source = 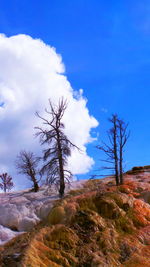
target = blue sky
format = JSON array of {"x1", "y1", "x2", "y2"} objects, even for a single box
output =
[{"x1": 0, "y1": 0, "x2": 150, "y2": 182}]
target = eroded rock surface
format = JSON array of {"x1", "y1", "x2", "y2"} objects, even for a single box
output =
[
  {"x1": 0, "y1": 181, "x2": 86, "y2": 245},
  {"x1": 0, "y1": 187, "x2": 59, "y2": 243},
  {"x1": 1, "y1": 174, "x2": 150, "y2": 266}
]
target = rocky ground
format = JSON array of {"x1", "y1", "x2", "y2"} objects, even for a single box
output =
[
  {"x1": 0, "y1": 180, "x2": 86, "y2": 245},
  {"x1": 1, "y1": 169, "x2": 150, "y2": 266}
]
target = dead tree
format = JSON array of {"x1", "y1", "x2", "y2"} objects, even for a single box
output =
[
  {"x1": 117, "y1": 119, "x2": 130, "y2": 185},
  {"x1": 35, "y1": 98, "x2": 79, "y2": 197},
  {"x1": 97, "y1": 114, "x2": 119, "y2": 185},
  {"x1": 0, "y1": 173, "x2": 14, "y2": 193},
  {"x1": 97, "y1": 114, "x2": 129, "y2": 185},
  {"x1": 16, "y1": 151, "x2": 40, "y2": 192}
]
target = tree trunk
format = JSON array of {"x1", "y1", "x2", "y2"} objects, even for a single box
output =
[
  {"x1": 119, "y1": 146, "x2": 123, "y2": 185},
  {"x1": 57, "y1": 131, "x2": 65, "y2": 197},
  {"x1": 33, "y1": 180, "x2": 39, "y2": 192},
  {"x1": 58, "y1": 155, "x2": 65, "y2": 197},
  {"x1": 4, "y1": 183, "x2": 6, "y2": 193},
  {"x1": 119, "y1": 125, "x2": 123, "y2": 185},
  {"x1": 113, "y1": 118, "x2": 119, "y2": 186},
  {"x1": 115, "y1": 158, "x2": 119, "y2": 186},
  {"x1": 30, "y1": 171, "x2": 39, "y2": 192},
  {"x1": 59, "y1": 170, "x2": 65, "y2": 197}
]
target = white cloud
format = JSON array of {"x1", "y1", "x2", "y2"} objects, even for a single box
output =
[{"x1": 0, "y1": 34, "x2": 98, "y2": 188}]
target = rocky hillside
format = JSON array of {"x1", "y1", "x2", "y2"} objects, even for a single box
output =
[{"x1": 1, "y1": 171, "x2": 150, "y2": 266}]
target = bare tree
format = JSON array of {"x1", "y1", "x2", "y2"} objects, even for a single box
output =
[
  {"x1": 117, "y1": 119, "x2": 130, "y2": 185},
  {"x1": 0, "y1": 173, "x2": 14, "y2": 193},
  {"x1": 16, "y1": 151, "x2": 40, "y2": 192},
  {"x1": 97, "y1": 114, "x2": 119, "y2": 185},
  {"x1": 35, "y1": 98, "x2": 79, "y2": 197},
  {"x1": 97, "y1": 114, "x2": 129, "y2": 185}
]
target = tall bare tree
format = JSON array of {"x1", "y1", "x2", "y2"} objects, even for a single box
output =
[
  {"x1": 97, "y1": 114, "x2": 119, "y2": 185},
  {"x1": 0, "y1": 173, "x2": 14, "y2": 193},
  {"x1": 117, "y1": 119, "x2": 130, "y2": 185},
  {"x1": 97, "y1": 114, "x2": 129, "y2": 185},
  {"x1": 35, "y1": 98, "x2": 79, "y2": 197},
  {"x1": 16, "y1": 151, "x2": 40, "y2": 192}
]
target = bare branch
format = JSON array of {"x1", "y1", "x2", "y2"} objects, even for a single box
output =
[
  {"x1": 0, "y1": 173, "x2": 14, "y2": 193},
  {"x1": 16, "y1": 150, "x2": 40, "y2": 192},
  {"x1": 96, "y1": 114, "x2": 130, "y2": 186},
  {"x1": 35, "y1": 98, "x2": 80, "y2": 197}
]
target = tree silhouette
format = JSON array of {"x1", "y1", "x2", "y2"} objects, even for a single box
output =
[
  {"x1": 117, "y1": 118, "x2": 130, "y2": 184},
  {"x1": 97, "y1": 114, "x2": 130, "y2": 185},
  {"x1": 35, "y1": 98, "x2": 79, "y2": 197},
  {"x1": 16, "y1": 150, "x2": 40, "y2": 192},
  {"x1": 0, "y1": 173, "x2": 14, "y2": 193}
]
